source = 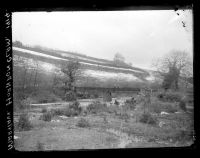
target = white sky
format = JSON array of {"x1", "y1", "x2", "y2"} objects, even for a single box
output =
[{"x1": 12, "y1": 10, "x2": 193, "y2": 70}]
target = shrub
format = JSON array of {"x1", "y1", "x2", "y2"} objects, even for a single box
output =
[
  {"x1": 149, "y1": 103, "x2": 162, "y2": 114},
  {"x1": 14, "y1": 97, "x2": 32, "y2": 111},
  {"x1": 76, "y1": 92, "x2": 91, "y2": 99},
  {"x1": 17, "y1": 113, "x2": 32, "y2": 131},
  {"x1": 51, "y1": 108, "x2": 64, "y2": 116},
  {"x1": 38, "y1": 93, "x2": 61, "y2": 103},
  {"x1": 40, "y1": 111, "x2": 52, "y2": 122},
  {"x1": 76, "y1": 118, "x2": 90, "y2": 128},
  {"x1": 93, "y1": 93, "x2": 99, "y2": 98},
  {"x1": 41, "y1": 107, "x2": 48, "y2": 113},
  {"x1": 139, "y1": 113, "x2": 157, "y2": 125},
  {"x1": 171, "y1": 130, "x2": 193, "y2": 143},
  {"x1": 51, "y1": 102, "x2": 81, "y2": 117},
  {"x1": 179, "y1": 100, "x2": 187, "y2": 112},
  {"x1": 114, "y1": 100, "x2": 120, "y2": 106},
  {"x1": 163, "y1": 104, "x2": 178, "y2": 113},
  {"x1": 63, "y1": 108, "x2": 79, "y2": 117},
  {"x1": 107, "y1": 105, "x2": 120, "y2": 114},
  {"x1": 150, "y1": 102, "x2": 178, "y2": 114},
  {"x1": 119, "y1": 112, "x2": 130, "y2": 122},
  {"x1": 64, "y1": 91, "x2": 77, "y2": 101},
  {"x1": 157, "y1": 91, "x2": 181, "y2": 102},
  {"x1": 124, "y1": 97, "x2": 136, "y2": 110},
  {"x1": 69, "y1": 101, "x2": 81, "y2": 113},
  {"x1": 86, "y1": 101, "x2": 107, "y2": 114},
  {"x1": 36, "y1": 141, "x2": 45, "y2": 151}
]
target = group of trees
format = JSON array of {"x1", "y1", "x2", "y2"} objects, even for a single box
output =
[
  {"x1": 113, "y1": 50, "x2": 193, "y2": 91},
  {"x1": 13, "y1": 55, "x2": 41, "y2": 96},
  {"x1": 14, "y1": 41, "x2": 193, "y2": 102},
  {"x1": 152, "y1": 50, "x2": 193, "y2": 91}
]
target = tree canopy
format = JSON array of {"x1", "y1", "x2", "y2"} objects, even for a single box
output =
[{"x1": 152, "y1": 50, "x2": 193, "y2": 90}]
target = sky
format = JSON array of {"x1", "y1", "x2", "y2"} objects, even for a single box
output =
[{"x1": 12, "y1": 10, "x2": 193, "y2": 70}]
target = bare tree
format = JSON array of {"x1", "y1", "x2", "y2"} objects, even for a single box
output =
[
  {"x1": 152, "y1": 50, "x2": 192, "y2": 90},
  {"x1": 33, "y1": 60, "x2": 39, "y2": 92},
  {"x1": 60, "y1": 60, "x2": 82, "y2": 101}
]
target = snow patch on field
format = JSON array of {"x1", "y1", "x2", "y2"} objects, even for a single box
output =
[
  {"x1": 13, "y1": 46, "x2": 144, "y2": 74},
  {"x1": 60, "y1": 53, "x2": 107, "y2": 64},
  {"x1": 41, "y1": 63, "x2": 56, "y2": 72},
  {"x1": 84, "y1": 70, "x2": 142, "y2": 82},
  {"x1": 145, "y1": 71, "x2": 156, "y2": 81}
]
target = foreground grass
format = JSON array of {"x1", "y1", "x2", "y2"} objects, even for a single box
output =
[{"x1": 14, "y1": 96, "x2": 194, "y2": 150}]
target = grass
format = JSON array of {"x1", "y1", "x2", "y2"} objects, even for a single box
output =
[
  {"x1": 118, "y1": 112, "x2": 130, "y2": 123},
  {"x1": 14, "y1": 92, "x2": 194, "y2": 149},
  {"x1": 29, "y1": 91, "x2": 63, "y2": 104},
  {"x1": 149, "y1": 101, "x2": 178, "y2": 114}
]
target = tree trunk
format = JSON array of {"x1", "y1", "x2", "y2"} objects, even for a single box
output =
[
  {"x1": 175, "y1": 79, "x2": 179, "y2": 90},
  {"x1": 33, "y1": 68, "x2": 38, "y2": 92},
  {"x1": 22, "y1": 68, "x2": 27, "y2": 95}
]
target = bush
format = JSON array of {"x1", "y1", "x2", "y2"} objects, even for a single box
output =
[
  {"x1": 50, "y1": 102, "x2": 81, "y2": 117},
  {"x1": 14, "y1": 97, "x2": 31, "y2": 111},
  {"x1": 86, "y1": 101, "x2": 108, "y2": 114},
  {"x1": 93, "y1": 93, "x2": 99, "y2": 98},
  {"x1": 63, "y1": 108, "x2": 80, "y2": 117},
  {"x1": 149, "y1": 103, "x2": 162, "y2": 114},
  {"x1": 76, "y1": 92, "x2": 91, "y2": 99},
  {"x1": 17, "y1": 113, "x2": 32, "y2": 131},
  {"x1": 150, "y1": 102, "x2": 178, "y2": 114},
  {"x1": 51, "y1": 108, "x2": 64, "y2": 116},
  {"x1": 40, "y1": 111, "x2": 52, "y2": 122},
  {"x1": 76, "y1": 118, "x2": 90, "y2": 128},
  {"x1": 124, "y1": 97, "x2": 136, "y2": 110},
  {"x1": 41, "y1": 107, "x2": 48, "y2": 113},
  {"x1": 64, "y1": 91, "x2": 77, "y2": 101},
  {"x1": 179, "y1": 100, "x2": 187, "y2": 112},
  {"x1": 119, "y1": 112, "x2": 130, "y2": 122},
  {"x1": 139, "y1": 113, "x2": 157, "y2": 125},
  {"x1": 106, "y1": 105, "x2": 120, "y2": 114},
  {"x1": 114, "y1": 100, "x2": 120, "y2": 106},
  {"x1": 171, "y1": 130, "x2": 193, "y2": 143},
  {"x1": 38, "y1": 93, "x2": 61, "y2": 103},
  {"x1": 157, "y1": 91, "x2": 181, "y2": 102},
  {"x1": 69, "y1": 101, "x2": 82, "y2": 113},
  {"x1": 36, "y1": 141, "x2": 45, "y2": 151},
  {"x1": 163, "y1": 104, "x2": 178, "y2": 113}
]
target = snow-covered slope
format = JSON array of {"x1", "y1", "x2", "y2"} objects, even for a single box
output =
[{"x1": 13, "y1": 46, "x2": 159, "y2": 83}]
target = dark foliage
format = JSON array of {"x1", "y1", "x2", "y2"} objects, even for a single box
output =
[
  {"x1": 86, "y1": 101, "x2": 108, "y2": 114},
  {"x1": 76, "y1": 118, "x2": 90, "y2": 128},
  {"x1": 17, "y1": 113, "x2": 32, "y2": 131},
  {"x1": 139, "y1": 113, "x2": 157, "y2": 125},
  {"x1": 40, "y1": 111, "x2": 52, "y2": 122}
]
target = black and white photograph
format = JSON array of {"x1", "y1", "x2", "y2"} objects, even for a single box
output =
[{"x1": 12, "y1": 9, "x2": 194, "y2": 151}]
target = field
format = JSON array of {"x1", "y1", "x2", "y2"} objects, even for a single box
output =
[{"x1": 14, "y1": 93, "x2": 194, "y2": 151}]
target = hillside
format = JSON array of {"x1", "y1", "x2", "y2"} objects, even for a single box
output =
[{"x1": 13, "y1": 44, "x2": 162, "y2": 88}]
